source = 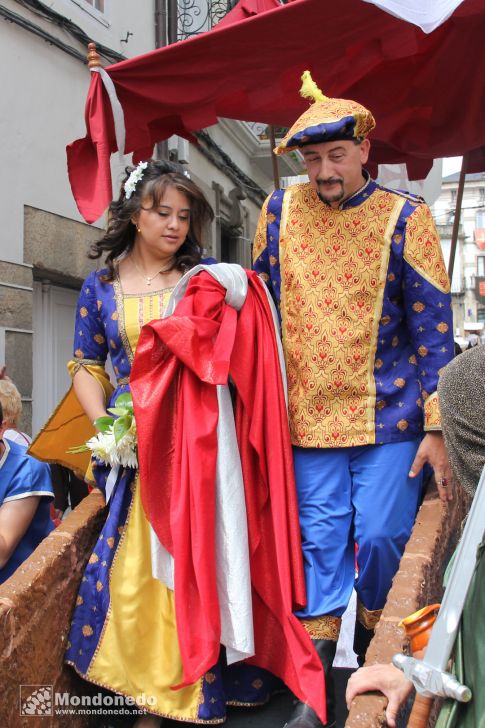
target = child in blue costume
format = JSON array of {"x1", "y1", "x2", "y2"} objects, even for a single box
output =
[{"x1": 0, "y1": 400, "x2": 54, "y2": 583}]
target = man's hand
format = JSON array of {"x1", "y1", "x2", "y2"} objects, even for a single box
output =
[
  {"x1": 408, "y1": 431, "x2": 454, "y2": 502},
  {"x1": 346, "y1": 664, "x2": 413, "y2": 728}
]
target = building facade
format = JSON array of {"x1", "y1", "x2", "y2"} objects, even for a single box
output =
[
  {"x1": 0, "y1": 0, "x2": 300, "y2": 436},
  {"x1": 431, "y1": 171, "x2": 485, "y2": 336}
]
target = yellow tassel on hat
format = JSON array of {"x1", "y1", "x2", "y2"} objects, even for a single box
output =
[{"x1": 300, "y1": 70, "x2": 328, "y2": 104}]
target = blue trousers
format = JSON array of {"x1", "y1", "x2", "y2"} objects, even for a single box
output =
[{"x1": 293, "y1": 441, "x2": 423, "y2": 618}]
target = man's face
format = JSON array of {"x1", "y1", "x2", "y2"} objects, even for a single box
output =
[{"x1": 301, "y1": 139, "x2": 370, "y2": 207}]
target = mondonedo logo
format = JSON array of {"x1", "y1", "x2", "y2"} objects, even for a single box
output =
[{"x1": 20, "y1": 685, "x2": 157, "y2": 717}]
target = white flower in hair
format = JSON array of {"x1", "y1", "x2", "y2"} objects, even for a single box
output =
[{"x1": 124, "y1": 161, "x2": 148, "y2": 199}]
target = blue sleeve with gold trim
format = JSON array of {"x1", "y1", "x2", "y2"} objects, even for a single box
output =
[
  {"x1": 253, "y1": 191, "x2": 284, "y2": 308},
  {"x1": 72, "y1": 271, "x2": 109, "y2": 364},
  {"x1": 402, "y1": 203, "x2": 454, "y2": 429}
]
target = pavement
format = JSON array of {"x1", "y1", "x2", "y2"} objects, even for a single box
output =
[
  {"x1": 202, "y1": 668, "x2": 354, "y2": 727},
  {"x1": 102, "y1": 668, "x2": 354, "y2": 728}
]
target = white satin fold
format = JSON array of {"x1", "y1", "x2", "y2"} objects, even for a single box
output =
[
  {"x1": 105, "y1": 463, "x2": 119, "y2": 504},
  {"x1": 90, "y1": 67, "x2": 126, "y2": 160},
  {"x1": 363, "y1": 0, "x2": 464, "y2": 33}
]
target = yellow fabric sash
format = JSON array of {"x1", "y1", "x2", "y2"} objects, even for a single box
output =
[{"x1": 28, "y1": 362, "x2": 114, "y2": 483}]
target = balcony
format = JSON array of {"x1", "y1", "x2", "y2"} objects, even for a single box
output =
[{"x1": 177, "y1": 0, "x2": 234, "y2": 39}]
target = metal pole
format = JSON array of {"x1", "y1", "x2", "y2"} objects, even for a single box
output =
[
  {"x1": 155, "y1": 0, "x2": 167, "y2": 47},
  {"x1": 155, "y1": 0, "x2": 169, "y2": 160},
  {"x1": 448, "y1": 154, "x2": 468, "y2": 283},
  {"x1": 269, "y1": 125, "x2": 281, "y2": 190},
  {"x1": 168, "y1": 0, "x2": 178, "y2": 44}
]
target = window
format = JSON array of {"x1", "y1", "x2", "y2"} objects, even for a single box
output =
[
  {"x1": 476, "y1": 210, "x2": 485, "y2": 228},
  {"x1": 477, "y1": 257, "x2": 485, "y2": 276},
  {"x1": 69, "y1": 0, "x2": 109, "y2": 26},
  {"x1": 84, "y1": 0, "x2": 104, "y2": 10}
]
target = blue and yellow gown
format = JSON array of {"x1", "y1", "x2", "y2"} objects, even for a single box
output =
[{"x1": 38, "y1": 268, "x2": 276, "y2": 722}]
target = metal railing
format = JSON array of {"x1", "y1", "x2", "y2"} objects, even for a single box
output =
[{"x1": 177, "y1": 0, "x2": 235, "y2": 39}]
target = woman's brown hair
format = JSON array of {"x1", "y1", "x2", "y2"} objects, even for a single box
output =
[{"x1": 89, "y1": 160, "x2": 214, "y2": 280}]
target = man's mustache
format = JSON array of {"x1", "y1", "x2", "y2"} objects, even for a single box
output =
[{"x1": 317, "y1": 177, "x2": 344, "y2": 186}]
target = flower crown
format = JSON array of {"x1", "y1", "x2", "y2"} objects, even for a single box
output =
[{"x1": 124, "y1": 161, "x2": 148, "y2": 200}]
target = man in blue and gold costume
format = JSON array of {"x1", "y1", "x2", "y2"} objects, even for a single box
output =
[{"x1": 253, "y1": 72, "x2": 455, "y2": 728}]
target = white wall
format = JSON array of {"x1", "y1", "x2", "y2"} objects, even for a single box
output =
[{"x1": 0, "y1": 0, "x2": 155, "y2": 264}]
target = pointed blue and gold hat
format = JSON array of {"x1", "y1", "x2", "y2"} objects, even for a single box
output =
[{"x1": 275, "y1": 71, "x2": 375, "y2": 155}]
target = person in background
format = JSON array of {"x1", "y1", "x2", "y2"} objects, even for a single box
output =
[
  {"x1": 0, "y1": 400, "x2": 54, "y2": 583},
  {"x1": 0, "y1": 379, "x2": 31, "y2": 447},
  {"x1": 49, "y1": 464, "x2": 89, "y2": 521}
]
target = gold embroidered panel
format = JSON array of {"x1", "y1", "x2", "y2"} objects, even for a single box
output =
[
  {"x1": 300, "y1": 615, "x2": 341, "y2": 641},
  {"x1": 356, "y1": 600, "x2": 382, "y2": 630},
  {"x1": 253, "y1": 195, "x2": 270, "y2": 262},
  {"x1": 280, "y1": 184, "x2": 404, "y2": 448},
  {"x1": 423, "y1": 390, "x2": 441, "y2": 430},
  {"x1": 403, "y1": 204, "x2": 450, "y2": 294}
]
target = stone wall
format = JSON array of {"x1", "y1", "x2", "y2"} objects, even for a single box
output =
[
  {"x1": 0, "y1": 207, "x2": 101, "y2": 435},
  {"x1": 0, "y1": 492, "x2": 105, "y2": 728},
  {"x1": 0, "y1": 260, "x2": 34, "y2": 433},
  {"x1": 346, "y1": 486, "x2": 470, "y2": 727}
]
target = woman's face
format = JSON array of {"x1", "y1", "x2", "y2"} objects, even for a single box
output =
[{"x1": 132, "y1": 185, "x2": 191, "y2": 259}]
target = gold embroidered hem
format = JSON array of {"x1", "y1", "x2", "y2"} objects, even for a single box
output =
[
  {"x1": 356, "y1": 601, "x2": 382, "y2": 630},
  {"x1": 299, "y1": 615, "x2": 341, "y2": 641},
  {"x1": 424, "y1": 391, "x2": 442, "y2": 431}
]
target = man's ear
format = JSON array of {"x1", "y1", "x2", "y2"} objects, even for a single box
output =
[{"x1": 360, "y1": 138, "x2": 371, "y2": 165}]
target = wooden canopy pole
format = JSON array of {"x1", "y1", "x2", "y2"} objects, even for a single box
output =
[
  {"x1": 269, "y1": 125, "x2": 281, "y2": 190},
  {"x1": 87, "y1": 42, "x2": 102, "y2": 68},
  {"x1": 447, "y1": 154, "x2": 468, "y2": 284}
]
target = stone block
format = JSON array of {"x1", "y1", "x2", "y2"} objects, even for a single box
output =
[
  {"x1": 0, "y1": 286, "x2": 32, "y2": 330},
  {"x1": 18, "y1": 400, "x2": 32, "y2": 438},
  {"x1": 0, "y1": 261, "x2": 33, "y2": 288},
  {"x1": 24, "y1": 207, "x2": 100, "y2": 283},
  {"x1": 5, "y1": 330, "x2": 32, "y2": 397}
]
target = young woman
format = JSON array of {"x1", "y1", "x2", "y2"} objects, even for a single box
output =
[{"x1": 63, "y1": 160, "x2": 280, "y2": 726}]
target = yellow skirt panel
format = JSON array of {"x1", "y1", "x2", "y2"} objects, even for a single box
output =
[{"x1": 87, "y1": 476, "x2": 204, "y2": 719}]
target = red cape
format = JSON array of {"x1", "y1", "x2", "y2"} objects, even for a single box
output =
[{"x1": 130, "y1": 270, "x2": 326, "y2": 722}]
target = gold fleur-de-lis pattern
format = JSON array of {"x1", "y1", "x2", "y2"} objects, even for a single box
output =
[{"x1": 253, "y1": 180, "x2": 454, "y2": 447}]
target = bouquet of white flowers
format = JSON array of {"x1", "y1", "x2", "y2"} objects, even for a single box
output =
[{"x1": 69, "y1": 392, "x2": 138, "y2": 469}]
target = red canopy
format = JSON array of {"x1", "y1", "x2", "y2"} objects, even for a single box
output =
[{"x1": 67, "y1": 0, "x2": 485, "y2": 223}]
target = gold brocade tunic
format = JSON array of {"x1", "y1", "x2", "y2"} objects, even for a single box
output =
[
  {"x1": 280, "y1": 184, "x2": 403, "y2": 447},
  {"x1": 253, "y1": 180, "x2": 454, "y2": 448}
]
